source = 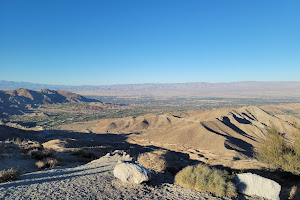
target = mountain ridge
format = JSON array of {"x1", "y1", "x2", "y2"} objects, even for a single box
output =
[
  {"x1": 2, "y1": 80, "x2": 300, "y2": 98},
  {"x1": 0, "y1": 88, "x2": 106, "y2": 116}
]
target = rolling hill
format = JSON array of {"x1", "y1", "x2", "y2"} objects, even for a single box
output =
[{"x1": 57, "y1": 105, "x2": 300, "y2": 169}]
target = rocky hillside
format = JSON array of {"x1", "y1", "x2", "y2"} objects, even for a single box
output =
[
  {"x1": 0, "y1": 88, "x2": 97, "y2": 105},
  {"x1": 70, "y1": 105, "x2": 300, "y2": 169},
  {"x1": 0, "y1": 88, "x2": 107, "y2": 115}
]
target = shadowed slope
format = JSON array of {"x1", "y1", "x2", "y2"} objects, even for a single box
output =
[{"x1": 86, "y1": 106, "x2": 300, "y2": 159}]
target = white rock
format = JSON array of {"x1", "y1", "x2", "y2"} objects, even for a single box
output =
[
  {"x1": 113, "y1": 162, "x2": 151, "y2": 184},
  {"x1": 235, "y1": 173, "x2": 281, "y2": 200}
]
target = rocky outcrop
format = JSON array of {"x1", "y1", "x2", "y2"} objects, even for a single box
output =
[
  {"x1": 234, "y1": 173, "x2": 281, "y2": 200},
  {"x1": 113, "y1": 161, "x2": 151, "y2": 184}
]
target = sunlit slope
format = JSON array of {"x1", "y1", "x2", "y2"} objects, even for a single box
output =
[{"x1": 92, "y1": 106, "x2": 300, "y2": 157}]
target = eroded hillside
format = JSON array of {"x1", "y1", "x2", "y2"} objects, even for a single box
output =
[{"x1": 57, "y1": 105, "x2": 300, "y2": 169}]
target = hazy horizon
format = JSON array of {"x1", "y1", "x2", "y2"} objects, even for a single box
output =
[
  {"x1": 1, "y1": 1, "x2": 299, "y2": 85},
  {"x1": 3, "y1": 79, "x2": 300, "y2": 87}
]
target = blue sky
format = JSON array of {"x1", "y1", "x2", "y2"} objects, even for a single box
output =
[{"x1": 0, "y1": 0, "x2": 299, "y2": 85}]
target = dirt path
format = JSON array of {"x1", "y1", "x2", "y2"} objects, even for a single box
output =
[{"x1": 0, "y1": 154, "x2": 231, "y2": 200}]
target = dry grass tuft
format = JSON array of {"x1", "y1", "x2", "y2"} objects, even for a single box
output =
[
  {"x1": 0, "y1": 168, "x2": 19, "y2": 183},
  {"x1": 20, "y1": 141, "x2": 42, "y2": 152},
  {"x1": 36, "y1": 158, "x2": 59, "y2": 169},
  {"x1": 72, "y1": 148, "x2": 98, "y2": 160},
  {"x1": 256, "y1": 126, "x2": 300, "y2": 175},
  {"x1": 28, "y1": 149, "x2": 56, "y2": 160},
  {"x1": 175, "y1": 164, "x2": 237, "y2": 197},
  {"x1": 137, "y1": 152, "x2": 167, "y2": 173},
  {"x1": 11, "y1": 138, "x2": 22, "y2": 145}
]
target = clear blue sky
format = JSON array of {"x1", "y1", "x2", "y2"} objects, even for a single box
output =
[{"x1": 0, "y1": 0, "x2": 299, "y2": 85}]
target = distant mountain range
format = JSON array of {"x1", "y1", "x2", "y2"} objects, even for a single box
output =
[
  {"x1": 1, "y1": 80, "x2": 300, "y2": 98},
  {"x1": 0, "y1": 80, "x2": 102, "y2": 92}
]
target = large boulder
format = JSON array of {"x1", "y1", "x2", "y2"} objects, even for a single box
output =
[
  {"x1": 235, "y1": 173, "x2": 281, "y2": 200},
  {"x1": 113, "y1": 162, "x2": 151, "y2": 184}
]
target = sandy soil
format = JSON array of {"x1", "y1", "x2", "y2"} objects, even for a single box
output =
[{"x1": 0, "y1": 153, "x2": 236, "y2": 200}]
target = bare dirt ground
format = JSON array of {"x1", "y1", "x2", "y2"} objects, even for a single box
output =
[{"x1": 0, "y1": 153, "x2": 239, "y2": 200}]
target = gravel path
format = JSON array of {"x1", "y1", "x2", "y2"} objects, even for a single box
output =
[{"x1": 0, "y1": 154, "x2": 231, "y2": 200}]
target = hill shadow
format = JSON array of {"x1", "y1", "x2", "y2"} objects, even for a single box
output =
[
  {"x1": 0, "y1": 125, "x2": 198, "y2": 180},
  {"x1": 201, "y1": 122, "x2": 254, "y2": 157},
  {"x1": 220, "y1": 116, "x2": 257, "y2": 141},
  {"x1": 0, "y1": 125, "x2": 298, "y2": 199}
]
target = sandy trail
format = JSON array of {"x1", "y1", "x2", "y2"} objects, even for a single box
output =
[{"x1": 0, "y1": 154, "x2": 229, "y2": 200}]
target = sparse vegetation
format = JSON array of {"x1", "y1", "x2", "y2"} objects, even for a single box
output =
[
  {"x1": 175, "y1": 164, "x2": 237, "y2": 197},
  {"x1": 0, "y1": 168, "x2": 19, "y2": 183},
  {"x1": 11, "y1": 137, "x2": 22, "y2": 145},
  {"x1": 289, "y1": 185, "x2": 298, "y2": 199},
  {"x1": 28, "y1": 149, "x2": 56, "y2": 160},
  {"x1": 137, "y1": 152, "x2": 167, "y2": 173},
  {"x1": 72, "y1": 148, "x2": 98, "y2": 160},
  {"x1": 36, "y1": 158, "x2": 59, "y2": 169},
  {"x1": 256, "y1": 126, "x2": 300, "y2": 175}
]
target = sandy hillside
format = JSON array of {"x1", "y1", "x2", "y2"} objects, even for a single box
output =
[
  {"x1": 261, "y1": 103, "x2": 300, "y2": 116},
  {"x1": 57, "y1": 105, "x2": 300, "y2": 169}
]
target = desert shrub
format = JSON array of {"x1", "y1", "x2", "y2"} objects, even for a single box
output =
[
  {"x1": 72, "y1": 148, "x2": 98, "y2": 159},
  {"x1": 28, "y1": 149, "x2": 56, "y2": 160},
  {"x1": 36, "y1": 158, "x2": 59, "y2": 169},
  {"x1": 256, "y1": 126, "x2": 300, "y2": 175},
  {"x1": 137, "y1": 152, "x2": 167, "y2": 173},
  {"x1": 0, "y1": 168, "x2": 19, "y2": 183},
  {"x1": 11, "y1": 138, "x2": 22, "y2": 145},
  {"x1": 289, "y1": 184, "x2": 300, "y2": 200},
  {"x1": 175, "y1": 164, "x2": 237, "y2": 197},
  {"x1": 20, "y1": 140, "x2": 42, "y2": 152},
  {"x1": 294, "y1": 133, "x2": 300, "y2": 157}
]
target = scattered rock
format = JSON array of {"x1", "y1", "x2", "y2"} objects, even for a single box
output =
[
  {"x1": 234, "y1": 173, "x2": 281, "y2": 200},
  {"x1": 113, "y1": 162, "x2": 151, "y2": 184}
]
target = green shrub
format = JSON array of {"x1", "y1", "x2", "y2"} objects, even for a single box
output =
[
  {"x1": 0, "y1": 168, "x2": 19, "y2": 183},
  {"x1": 175, "y1": 164, "x2": 237, "y2": 197},
  {"x1": 137, "y1": 152, "x2": 167, "y2": 173},
  {"x1": 256, "y1": 126, "x2": 300, "y2": 175}
]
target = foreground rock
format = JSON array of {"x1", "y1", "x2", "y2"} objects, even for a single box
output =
[
  {"x1": 114, "y1": 162, "x2": 151, "y2": 184},
  {"x1": 235, "y1": 173, "x2": 281, "y2": 200}
]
